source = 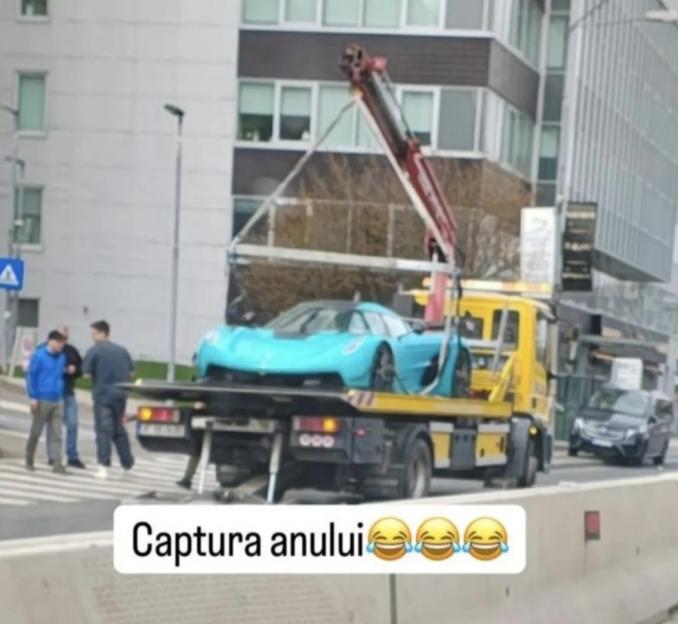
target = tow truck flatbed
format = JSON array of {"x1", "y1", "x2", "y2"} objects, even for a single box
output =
[
  {"x1": 123, "y1": 379, "x2": 542, "y2": 504},
  {"x1": 122, "y1": 380, "x2": 513, "y2": 421}
]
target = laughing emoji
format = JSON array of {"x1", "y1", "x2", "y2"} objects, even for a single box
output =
[
  {"x1": 463, "y1": 517, "x2": 509, "y2": 561},
  {"x1": 367, "y1": 517, "x2": 412, "y2": 560},
  {"x1": 415, "y1": 517, "x2": 460, "y2": 561}
]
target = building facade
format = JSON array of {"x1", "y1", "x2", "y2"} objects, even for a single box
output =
[
  {"x1": 233, "y1": 0, "x2": 548, "y2": 261},
  {"x1": 0, "y1": 0, "x2": 238, "y2": 362}
]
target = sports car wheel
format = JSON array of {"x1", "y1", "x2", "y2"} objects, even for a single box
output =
[
  {"x1": 371, "y1": 345, "x2": 395, "y2": 392},
  {"x1": 451, "y1": 349, "x2": 471, "y2": 398}
]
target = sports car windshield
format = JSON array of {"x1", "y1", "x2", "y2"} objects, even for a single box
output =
[{"x1": 266, "y1": 305, "x2": 361, "y2": 334}]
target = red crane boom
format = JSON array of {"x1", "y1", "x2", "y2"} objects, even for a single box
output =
[{"x1": 339, "y1": 44, "x2": 458, "y2": 323}]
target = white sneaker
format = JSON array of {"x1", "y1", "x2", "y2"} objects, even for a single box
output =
[{"x1": 95, "y1": 465, "x2": 108, "y2": 480}]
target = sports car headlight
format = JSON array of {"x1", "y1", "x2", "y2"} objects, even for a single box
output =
[
  {"x1": 343, "y1": 338, "x2": 366, "y2": 355},
  {"x1": 202, "y1": 330, "x2": 219, "y2": 346}
]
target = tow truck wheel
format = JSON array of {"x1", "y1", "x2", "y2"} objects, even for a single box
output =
[
  {"x1": 401, "y1": 438, "x2": 432, "y2": 499},
  {"x1": 517, "y1": 439, "x2": 538, "y2": 488},
  {"x1": 371, "y1": 345, "x2": 395, "y2": 392}
]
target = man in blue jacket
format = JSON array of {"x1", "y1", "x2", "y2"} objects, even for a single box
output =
[{"x1": 25, "y1": 330, "x2": 67, "y2": 473}]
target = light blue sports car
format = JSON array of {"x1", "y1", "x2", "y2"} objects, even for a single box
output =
[{"x1": 196, "y1": 301, "x2": 471, "y2": 397}]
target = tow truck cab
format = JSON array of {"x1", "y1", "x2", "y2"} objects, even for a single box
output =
[{"x1": 459, "y1": 291, "x2": 558, "y2": 426}]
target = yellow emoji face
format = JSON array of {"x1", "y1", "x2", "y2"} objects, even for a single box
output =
[
  {"x1": 367, "y1": 517, "x2": 412, "y2": 561},
  {"x1": 415, "y1": 517, "x2": 460, "y2": 561},
  {"x1": 463, "y1": 517, "x2": 508, "y2": 561}
]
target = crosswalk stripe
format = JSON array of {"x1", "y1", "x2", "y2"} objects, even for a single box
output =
[
  {"x1": 0, "y1": 483, "x2": 77, "y2": 503},
  {"x1": 0, "y1": 479, "x2": 100, "y2": 500},
  {"x1": 0, "y1": 472, "x2": 150, "y2": 500},
  {"x1": 0, "y1": 455, "x2": 220, "y2": 506},
  {"x1": 0, "y1": 463, "x2": 192, "y2": 496},
  {"x1": 0, "y1": 494, "x2": 30, "y2": 505}
]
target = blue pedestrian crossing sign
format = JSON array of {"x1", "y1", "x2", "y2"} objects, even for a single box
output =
[{"x1": 0, "y1": 258, "x2": 24, "y2": 291}]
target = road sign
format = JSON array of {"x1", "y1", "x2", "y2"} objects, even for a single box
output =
[
  {"x1": 0, "y1": 258, "x2": 24, "y2": 291},
  {"x1": 562, "y1": 202, "x2": 597, "y2": 292}
]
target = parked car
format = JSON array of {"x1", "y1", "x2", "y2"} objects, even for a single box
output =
[
  {"x1": 568, "y1": 385, "x2": 673, "y2": 465},
  {"x1": 195, "y1": 300, "x2": 471, "y2": 397}
]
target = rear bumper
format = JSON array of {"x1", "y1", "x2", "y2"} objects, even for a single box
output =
[{"x1": 569, "y1": 433, "x2": 647, "y2": 459}]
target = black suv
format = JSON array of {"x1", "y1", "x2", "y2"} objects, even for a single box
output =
[{"x1": 569, "y1": 386, "x2": 674, "y2": 465}]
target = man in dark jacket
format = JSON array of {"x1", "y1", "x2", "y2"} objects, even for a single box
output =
[
  {"x1": 83, "y1": 320, "x2": 135, "y2": 480},
  {"x1": 26, "y1": 330, "x2": 67, "y2": 473},
  {"x1": 46, "y1": 325, "x2": 85, "y2": 468}
]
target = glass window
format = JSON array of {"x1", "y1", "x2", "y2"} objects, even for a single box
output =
[
  {"x1": 18, "y1": 74, "x2": 45, "y2": 132},
  {"x1": 348, "y1": 312, "x2": 369, "y2": 334},
  {"x1": 364, "y1": 0, "x2": 401, "y2": 28},
  {"x1": 318, "y1": 85, "x2": 354, "y2": 147},
  {"x1": 536, "y1": 317, "x2": 548, "y2": 365},
  {"x1": 438, "y1": 89, "x2": 477, "y2": 151},
  {"x1": 543, "y1": 74, "x2": 564, "y2": 122},
  {"x1": 539, "y1": 126, "x2": 559, "y2": 180},
  {"x1": 402, "y1": 91, "x2": 433, "y2": 146},
  {"x1": 587, "y1": 388, "x2": 649, "y2": 418},
  {"x1": 238, "y1": 82, "x2": 274, "y2": 142},
  {"x1": 445, "y1": 0, "x2": 484, "y2": 29},
  {"x1": 407, "y1": 0, "x2": 439, "y2": 27},
  {"x1": 492, "y1": 310, "x2": 520, "y2": 347},
  {"x1": 502, "y1": 107, "x2": 533, "y2": 176},
  {"x1": 280, "y1": 86, "x2": 311, "y2": 140},
  {"x1": 21, "y1": 0, "x2": 47, "y2": 16},
  {"x1": 232, "y1": 197, "x2": 260, "y2": 237},
  {"x1": 382, "y1": 314, "x2": 409, "y2": 337},
  {"x1": 323, "y1": 0, "x2": 360, "y2": 26},
  {"x1": 460, "y1": 313, "x2": 483, "y2": 339},
  {"x1": 547, "y1": 16, "x2": 568, "y2": 69},
  {"x1": 510, "y1": 0, "x2": 543, "y2": 66},
  {"x1": 356, "y1": 114, "x2": 380, "y2": 150},
  {"x1": 536, "y1": 182, "x2": 556, "y2": 206},
  {"x1": 16, "y1": 187, "x2": 42, "y2": 245},
  {"x1": 18, "y1": 298, "x2": 39, "y2": 328},
  {"x1": 242, "y1": 0, "x2": 279, "y2": 24},
  {"x1": 285, "y1": 0, "x2": 316, "y2": 22},
  {"x1": 363, "y1": 311, "x2": 388, "y2": 335}
]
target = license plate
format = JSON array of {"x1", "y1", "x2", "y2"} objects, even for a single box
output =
[
  {"x1": 591, "y1": 438, "x2": 613, "y2": 448},
  {"x1": 138, "y1": 423, "x2": 185, "y2": 438}
]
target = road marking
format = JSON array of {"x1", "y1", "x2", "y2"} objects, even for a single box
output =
[
  {"x1": 0, "y1": 399, "x2": 29, "y2": 414},
  {"x1": 0, "y1": 531, "x2": 113, "y2": 558},
  {"x1": 0, "y1": 456, "x2": 219, "y2": 507}
]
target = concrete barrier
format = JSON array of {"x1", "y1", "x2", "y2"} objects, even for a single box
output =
[{"x1": 2, "y1": 475, "x2": 678, "y2": 624}]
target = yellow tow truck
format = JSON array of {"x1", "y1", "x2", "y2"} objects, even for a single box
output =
[{"x1": 125, "y1": 281, "x2": 557, "y2": 503}]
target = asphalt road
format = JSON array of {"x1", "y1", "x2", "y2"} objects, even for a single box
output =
[{"x1": 1, "y1": 399, "x2": 676, "y2": 542}]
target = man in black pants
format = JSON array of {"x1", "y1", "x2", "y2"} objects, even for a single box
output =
[{"x1": 83, "y1": 320, "x2": 135, "y2": 480}]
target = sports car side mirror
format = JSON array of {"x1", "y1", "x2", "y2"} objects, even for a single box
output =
[{"x1": 411, "y1": 321, "x2": 426, "y2": 334}]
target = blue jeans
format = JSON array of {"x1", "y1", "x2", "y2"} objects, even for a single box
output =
[{"x1": 46, "y1": 395, "x2": 79, "y2": 462}]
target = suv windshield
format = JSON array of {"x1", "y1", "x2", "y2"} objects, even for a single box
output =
[
  {"x1": 585, "y1": 388, "x2": 649, "y2": 418},
  {"x1": 266, "y1": 305, "x2": 356, "y2": 334}
]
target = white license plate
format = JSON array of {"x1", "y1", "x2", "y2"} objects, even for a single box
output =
[
  {"x1": 591, "y1": 438, "x2": 613, "y2": 448},
  {"x1": 138, "y1": 423, "x2": 185, "y2": 438}
]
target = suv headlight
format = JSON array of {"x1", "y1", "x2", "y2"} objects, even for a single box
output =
[
  {"x1": 625, "y1": 428, "x2": 637, "y2": 440},
  {"x1": 573, "y1": 417, "x2": 584, "y2": 432}
]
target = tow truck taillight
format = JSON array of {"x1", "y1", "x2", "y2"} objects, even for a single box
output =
[
  {"x1": 138, "y1": 406, "x2": 180, "y2": 423},
  {"x1": 293, "y1": 416, "x2": 341, "y2": 434}
]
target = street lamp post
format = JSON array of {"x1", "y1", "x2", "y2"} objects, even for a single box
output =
[
  {"x1": 164, "y1": 103, "x2": 185, "y2": 383},
  {"x1": 1, "y1": 104, "x2": 20, "y2": 370}
]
